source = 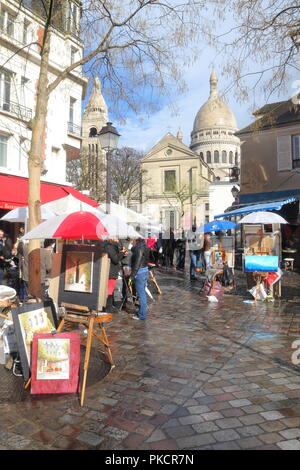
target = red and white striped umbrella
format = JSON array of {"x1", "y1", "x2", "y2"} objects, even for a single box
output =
[{"x1": 21, "y1": 210, "x2": 141, "y2": 240}]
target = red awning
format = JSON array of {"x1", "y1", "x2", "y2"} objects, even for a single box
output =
[{"x1": 0, "y1": 173, "x2": 99, "y2": 210}]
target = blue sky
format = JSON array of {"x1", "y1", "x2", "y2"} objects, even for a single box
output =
[{"x1": 82, "y1": 5, "x2": 299, "y2": 155}]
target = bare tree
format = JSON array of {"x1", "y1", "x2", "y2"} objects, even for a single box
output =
[
  {"x1": 110, "y1": 147, "x2": 148, "y2": 204},
  {"x1": 162, "y1": 182, "x2": 206, "y2": 228},
  {"x1": 14, "y1": 0, "x2": 208, "y2": 294},
  {"x1": 207, "y1": 1, "x2": 300, "y2": 103},
  {"x1": 66, "y1": 146, "x2": 148, "y2": 204}
]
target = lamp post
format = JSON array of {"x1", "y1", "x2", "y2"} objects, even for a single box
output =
[{"x1": 98, "y1": 122, "x2": 121, "y2": 214}]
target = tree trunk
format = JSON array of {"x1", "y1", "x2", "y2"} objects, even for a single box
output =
[{"x1": 27, "y1": 26, "x2": 51, "y2": 298}]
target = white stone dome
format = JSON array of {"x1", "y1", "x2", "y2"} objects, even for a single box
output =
[{"x1": 192, "y1": 73, "x2": 237, "y2": 132}]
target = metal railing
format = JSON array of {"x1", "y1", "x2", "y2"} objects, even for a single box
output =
[
  {"x1": 0, "y1": 100, "x2": 32, "y2": 121},
  {"x1": 68, "y1": 121, "x2": 82, "y2": 135}
]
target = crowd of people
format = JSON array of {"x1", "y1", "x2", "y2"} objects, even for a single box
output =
[{"x1": 0, "y1": 224, "x2": 225, "y2": 321}]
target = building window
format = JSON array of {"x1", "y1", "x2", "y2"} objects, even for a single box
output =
[
  {"x1": 205, "y1": 203, "x2": 209, "y2": 211},
  {"x1": 205, "y1": 215, "x2": 209, "y2": 223},
  {"x1": 89, "y1": 127, "x2": 97, "y2": 137},
  {"x1": 214, "y1": 150, "x2": 219, "y2": 163},
  {"x1": 229, "y1": 151, "x2": 233, "y2": 164},
  {"x1": 0, "y1": 9, "x2": 15, "y2": 38},
  {"x1": 164, "y1": 170, "x2": 176, "y2": 192},
  {"x1": 165, "y1": 210, "x2": 176, "y2": 230},
  {"x1": 0, "y1": 135, "x2": 8, "y2": 167},
  {"x1": 292, "y1": 135, "x2": 300, "y2": 168},
  {"x1": 69, "y1": 97, "x2": 76, "y2": 123},
  {"x1": 235, "y1": 152, "x2": 239, "y2": 165},
  {"x1": 71, "y1": 46, "x2": 78, "y2": 64},
  {"x1": 0, "y1": 71, "x2": 11, "y2": 112},
  {"x1": 206, "y1": 151, "x2": 211, "y2": 163},
  {"x1": 21, "y1": 76, "x2": 29, "y2": 106},
  {"x1": 222, "y1": 150, "x2": 227, "y2": 163},
  {"x1": 67, "y1": 2, "x2": 78, "y2": 34},
  {"x1": 23, "y1": 20, "x2": 30, "y2": 44}
]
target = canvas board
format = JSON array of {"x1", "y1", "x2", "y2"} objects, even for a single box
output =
[
  {"x1": 12, "y1": 301, "x2": 58, "y2": 381},
  {"x1": 30, "y1": 332, "x2": 81, "y2": 395}
]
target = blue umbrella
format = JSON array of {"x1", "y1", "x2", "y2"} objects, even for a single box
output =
[{"x1": 196, "y1": 220, "x2": 238, "y2": 233}]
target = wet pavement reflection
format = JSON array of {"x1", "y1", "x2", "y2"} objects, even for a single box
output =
[{"x1": 1, "y1": 268, "x2": 300, "y2": 450}]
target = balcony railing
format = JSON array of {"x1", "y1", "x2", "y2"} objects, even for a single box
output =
[
  {"x1": 68, "y1": 121, "x2": 82, "y2": 136},
  {"x1": 0, "y1": 100, "x2": 32, "y2": 121}
]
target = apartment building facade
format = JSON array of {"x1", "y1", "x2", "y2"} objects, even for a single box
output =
[{"x1": 0, "y1": 0, "x2": 87, "y2": 186}]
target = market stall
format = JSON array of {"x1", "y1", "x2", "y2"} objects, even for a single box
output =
[
  {"x1": 240, "y1": 211, "x2": 287, "y2": 300},
  {"x1": 197, "y1": 220, "x2": 237, "y2": 301}
]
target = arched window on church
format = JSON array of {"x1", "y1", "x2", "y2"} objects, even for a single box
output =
[
  {"x1": 89, "y1": 127, "x2": 97, "y2": 137},
  {"x1": 235, "y1": 152, "x2": 239, "y2": 165},
  {"x1": 222, "y1": 151, "x2": 227, "y2": 163},
  {"x1": 200, "y1": 152, "x2": 204, "y2": 160},
  {"x1": 206, "y1": 151, "x2": 211, "y2": 163},
  {"x1": 229, "y1": 151, "x2": 233, "y2": 164},
  {"x1": 214, "y1": 150, "x2": 219, "y2": 163}
]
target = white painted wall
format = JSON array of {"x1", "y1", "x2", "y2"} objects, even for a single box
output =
[
  {"x1": 0, "y1": 0, "x2": 87, "y2": 184},
  {"x1": 209, "y1": 182, "x2": 236, "y2": 220}
]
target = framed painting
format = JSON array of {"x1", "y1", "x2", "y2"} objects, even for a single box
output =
[
  {"x1": 12, "y1": 301, "x2": 58, "y2": 381},
  {"x1": 58, "y1": 244, "x2": 110, "y2": 311},
  {"x1": 64, "y1": 250, "x2": 94, "y2": 293},
  {"x1": 30, "y1": 332, "x2": 81, "y2": 395}
]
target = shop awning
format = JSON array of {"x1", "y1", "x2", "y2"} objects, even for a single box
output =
[
  {"x1": 0, "y1": 173, "x2": 99, "y2": 210},
  {"x1": 214, "y1": 197, "x2": 298, "y2": 219}
]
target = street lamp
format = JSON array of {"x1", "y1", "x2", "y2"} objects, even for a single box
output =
[{"x1": 98, "y1": 122, "x2": 121, "y2": 214}]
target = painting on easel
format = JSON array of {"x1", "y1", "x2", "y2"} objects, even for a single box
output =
[
  {"x1": 58, "y1": 244, "x2": 110, "y2": 311},
  {"x1": 64, "y1": 251, "x2": 94, "y2": 293}
]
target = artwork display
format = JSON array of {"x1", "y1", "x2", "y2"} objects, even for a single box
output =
[
  {"x1": 210, "y1": 235, "x2": 235, "y2": 268},
  {"x1": 58, "y1": 245, "x2": 110, "y2": 311},
  {"x1": 36, "y1": 338, "x2": 70, "y2": 380},
  {"x1": 12, "y1": 301, "x2": 58, "y2": 381},
  {"x1": 64, "y1": 251, "x2": 94, "y2": 293},
  {"x1": 30, "y1": 332, "x2": 81, "y2": 395}
]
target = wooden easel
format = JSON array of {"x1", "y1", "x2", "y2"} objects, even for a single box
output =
[
  {"x1": 148, "y1": 265, "x2": 162, "y2": 295},
  {"x1": 24, "y1": 303, "x2": 114, "y2": 407},
  {"x1": 0, "y1": 299, "x2": 18, "y2": 320}
]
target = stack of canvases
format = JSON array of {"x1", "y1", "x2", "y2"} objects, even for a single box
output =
[{"x1": 2, "y1": 300, "x2": 80, "y2": 394}]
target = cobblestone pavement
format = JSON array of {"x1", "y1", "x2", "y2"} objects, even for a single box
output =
[{"x1": 1, "y1": 268, "x2": 300, "y2": 450}]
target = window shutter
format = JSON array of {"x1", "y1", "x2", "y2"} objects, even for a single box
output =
[{"x1": 277, "y1": 135, "x2": 292, "y2": 171}]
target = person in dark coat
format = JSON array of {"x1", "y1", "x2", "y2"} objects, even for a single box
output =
[
  {"x1": 103, "y1": 238, "x2": 126, "y2": 313},
  {"x1": 0, "y1": 229, "x2": 12, "y2": 284},
  {"x1": 129, "y1": 238, "x2": 150, "y2": 320}
]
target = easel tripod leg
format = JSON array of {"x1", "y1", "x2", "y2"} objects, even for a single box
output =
[
  {"x1": 99, "y1": 324, "x2": 114, "y2": 366},
  {"x1": 80, "y1": 316, "x2": 94, "y2": 407}
]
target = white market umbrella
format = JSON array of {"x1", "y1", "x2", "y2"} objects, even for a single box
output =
[
  {"x1": 99, "y1": 201, "x2": 153, "y2": 225},
  {"x1": 1, "y1": 194, "x2": 100, "y2": 223},
  {"x1": 42, "y1": 193, "x2": 101, "y2": 215},
  {"x1": 1, "y1": 205, "x2": 55, "y2": 223},
  {"x1": 21, "y1": 210, "x2": 141, "y2": 241},
  {"x1": 239, "y1": 211, "x2": 288, "y2": 225}
]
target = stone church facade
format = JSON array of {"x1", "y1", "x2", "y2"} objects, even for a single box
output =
[
  {"x1": 80, "y1": 72, "x2": 241, "y2": 226},
  {"x1": 137, "y1": 72, "x2": 241, "y2": 229}
]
